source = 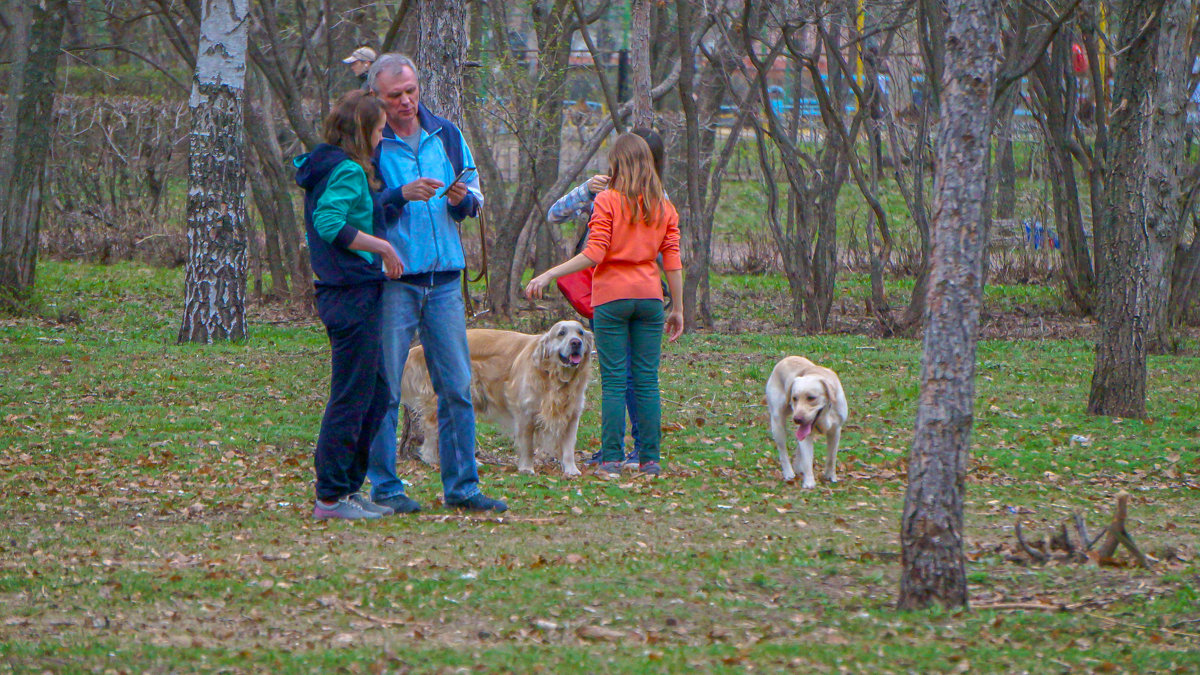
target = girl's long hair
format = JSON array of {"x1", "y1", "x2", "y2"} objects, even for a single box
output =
[
  {"x1": 323, "y1": 89, "x2": 386, "y2": 190},
  {"x1": 607, "y1": 132, "x2": 664, "y2": 225}
]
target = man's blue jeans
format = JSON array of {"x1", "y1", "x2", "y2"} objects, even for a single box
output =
[{"x1": 368, "y1": 274, "x2": 481, "y2": 504}]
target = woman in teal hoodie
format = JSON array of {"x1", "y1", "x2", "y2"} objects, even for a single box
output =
[{"x1": 295, "y1": 90, "x2": 403, "y2": 520}]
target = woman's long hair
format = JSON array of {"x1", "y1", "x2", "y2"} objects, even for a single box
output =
[
  {"x1": 323, "y1": 89, "x2": 386, "y2": 190},
  {"x1": 607, "y1": 132, "x2": 664, "y2": 225}
]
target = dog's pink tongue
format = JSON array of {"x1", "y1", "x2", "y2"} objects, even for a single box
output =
[
  {"x1": 795, "y1": 421, "x2": 813, "y2": 442},
  {"x1": 569, "y1": 353, "x2": 582, "y2": 365}
]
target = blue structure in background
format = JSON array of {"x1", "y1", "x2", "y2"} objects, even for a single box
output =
[{"x1": 1023, "y1": 219, "x2": 1060, "y2": 250}]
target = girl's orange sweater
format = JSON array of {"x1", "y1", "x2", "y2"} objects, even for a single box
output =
[{"x1": 581, "y1": 189, "x2": 682, "y2": 308}]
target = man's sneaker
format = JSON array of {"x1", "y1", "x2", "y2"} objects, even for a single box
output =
[
  {"x1": 447, "y1": 493, "x2": 508, "y2": 513},
  {"x1": 376, "y1": 494, "x2": 423, "y2": 514},
  {"x1": 348, "y1": 493, "x2": 394, "y2": 516},
  {"x1": 584, "y1": 450, "x2": 603, "y2": 466},
  {"x1": 621, "y1": 451, "x2": 640, "y2": 469},
  {"x1": 312, "y1": 495, "x2": 382, "y2": 520},
  {"x1": 638, "y1": 461, "x2": 661, "y2": 476},
  {"x1": 596, "y1": 461, "x2": 622, "y2": 478}
]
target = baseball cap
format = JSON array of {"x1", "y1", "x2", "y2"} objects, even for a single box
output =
[{"x1": 342, "y1": 46, "x2": 377, "y2": 64}]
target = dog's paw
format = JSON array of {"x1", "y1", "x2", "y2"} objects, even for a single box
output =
[
  {"x1": 801, "y1": 478, "x2": 817, "y2": 489},
  {"x1": 782, "y1": 471, "x2": 797, "y2": 483},
  {"x1": 518, "y1": 466, "x2": 535, "y2": 476},
  {"x1": 824, "y1": 471, "x2": 838, "y2": 483},
  {"x1": 563, "y1": 466, "x2": 582, "y2": 478}
]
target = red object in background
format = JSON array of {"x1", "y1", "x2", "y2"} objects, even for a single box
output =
[{"x1": 1071, "y1": 43, "x2": 1088, "y2": 74}]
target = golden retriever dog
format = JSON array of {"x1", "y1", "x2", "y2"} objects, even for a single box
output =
[
  {"x1": 402, "y1": 321, "x2": 593, "y2": 476},
  {"x1": 766, "y1": 356, "x2": 849, "y2": 488}
]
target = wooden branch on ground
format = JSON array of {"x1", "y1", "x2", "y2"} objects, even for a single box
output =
[
  {"x1": 1049, "y1": 521, "x2": 1070, "y2": 554},
  {"x1": 1083, "y1": 611, "x2": 1200, "y2": 640},
  {"x1": 1094, "y1": 491, "x2": 1151, "y2": 568},
  {"x1": 1015, "y1": 520, "x2": 1048, "y2": 562},
  {"x1": 973, "y1": 601, "x2": 1091, "y2": 612},
  {"x1": 342, "y1": 602, "x2": 407, "y2": 626},
  {"x1": 1014, "y1": 492, "x2": 1152, "y2": 567},
  {"x1": 412, "y1": 514, "x2": 565, "y2": 524},
  {"x1": 1073, "y1": 511, "x2": 1097, "y2": 550}
]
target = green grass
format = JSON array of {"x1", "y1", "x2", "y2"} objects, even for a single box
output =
[{"x1": 1, "y1": 261, "x2": 1198, "y2": 673}]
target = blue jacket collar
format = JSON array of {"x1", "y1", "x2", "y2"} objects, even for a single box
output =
[{"x1": 382, "y1": 101, "x2": 445, "y2": 142}]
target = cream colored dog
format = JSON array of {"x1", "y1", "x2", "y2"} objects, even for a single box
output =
[
  {"x1": 766, "y1": 356, "x2": 848, "y2": 488},
  {"x1": 402, "y1": 321, "x2": 593, "y2": 476}
]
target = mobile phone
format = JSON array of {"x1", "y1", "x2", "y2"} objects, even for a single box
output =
[{"x1": 435, "y1": 167, "x2": 477, "y2": 199}]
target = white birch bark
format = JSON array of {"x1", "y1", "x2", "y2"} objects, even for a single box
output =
[{"x1": 178, "y1": 0, "x2": 251, "y2": 343}]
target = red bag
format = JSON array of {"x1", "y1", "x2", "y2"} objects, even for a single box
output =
[{"x1": 555, "y1": 268, "x2": 594, "y2": 319}]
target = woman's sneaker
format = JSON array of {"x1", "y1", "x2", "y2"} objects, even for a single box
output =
[
  {"x1": 348, "y1": 493, "x2": 394, "y2": 516},
  {"x1": 312, "y1": 495, "x2": 382, "y2": 520},
  {"x1": 621, "y1": 451, "x2": 640, "y2": 469},
  {"x1": 638, "y1": 461, "x2": 661, "y2": 476},
  {"x1": 596, "y1": 461, "x2": 622, "y2": 478}
]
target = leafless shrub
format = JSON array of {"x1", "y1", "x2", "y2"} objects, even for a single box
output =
[{"x1": 41, "y1": 95, "x2": 188, "y2": 267}]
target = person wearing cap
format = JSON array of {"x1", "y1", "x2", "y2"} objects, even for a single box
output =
[{"x1": 343, "y1": 46, "x2": 378, "y2": 85}]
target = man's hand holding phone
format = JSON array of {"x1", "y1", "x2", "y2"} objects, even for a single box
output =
[
  {"x1": 437, "y1": 167, "x2": 476, "y2": 205},
  {"x1": 445, "y1": 181, "x2": 469, "y2": 206}
]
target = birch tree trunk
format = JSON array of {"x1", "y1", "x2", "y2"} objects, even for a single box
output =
[
  {"x1": 178, "y1": 0, "x2": 250, "y2": 343},
  {"x1": 416, "y1": 0, "x2": 467, "y2": 122},
  {"x1": 0, "y1": 0, "x2": 66, "y2": 301},
  {"x1": 1088, "y1": 0, "x2": 1191, "y2": 416},
  {"x1": 898, "y1": 0, "x2": 999, "y2": 611}
]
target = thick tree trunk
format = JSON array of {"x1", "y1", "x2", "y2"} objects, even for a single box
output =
[
  {"x1": 674, "y1": 0, "x2": 706, "y2": 332},
  {"x1": 416, "y1": 0, "x2": 467, "y2": 123},
  {"x1": 897, "y1": 0, "x2": 944, "y2": 334},
  {"x1": 1168, "y1": 218, "x2": 1200, "y2": 326},
  {"x1": 674, "y1": 3, "x2": 744, "y2": 330},
  {"x1": 629, "y1": 0, "x2": 653, "y2": 129},
  {"x1": 245, "y1": 72, "x2": 311, "y2": 305},
  {"x1": 1088, "y1": 0, "x2": 1190, "y2": 415},
  {"x1": 246, "y1": 148, "x2": 288, "y2": 300},
  {"x1": 994, "y1": 137, "x2": 1016, "y2": 221},
  {"x1": 899, "y1": 0, "x2": 999, "y2": 611},
  {"x1": 809, "y1": 148, "x2": 843, "y2": 332},
  {"x1": 464, "y1": 0, "x2": 576, "y2": 317},
  {"x1": 0, "y1": 0, "x2": 66, "y2": 300},
  {"x1": 178, "y1": 0, "x2": 250, "y2": 343},
  {"x1": 894, "y1": 95, "x2": 935, "y2": 334}
]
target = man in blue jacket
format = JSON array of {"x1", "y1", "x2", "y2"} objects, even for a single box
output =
[{"x1": 366, "y1": 53, "x2": 507, "y2": 513}]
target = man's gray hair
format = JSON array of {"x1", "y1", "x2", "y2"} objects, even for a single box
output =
[{"x1": 368, "y1": 53, "x2": 419, "y2": 92}]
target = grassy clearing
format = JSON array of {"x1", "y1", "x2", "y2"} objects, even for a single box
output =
[{"x1": 2, "y1": 262, "x2": 1198, "y2": 673}]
